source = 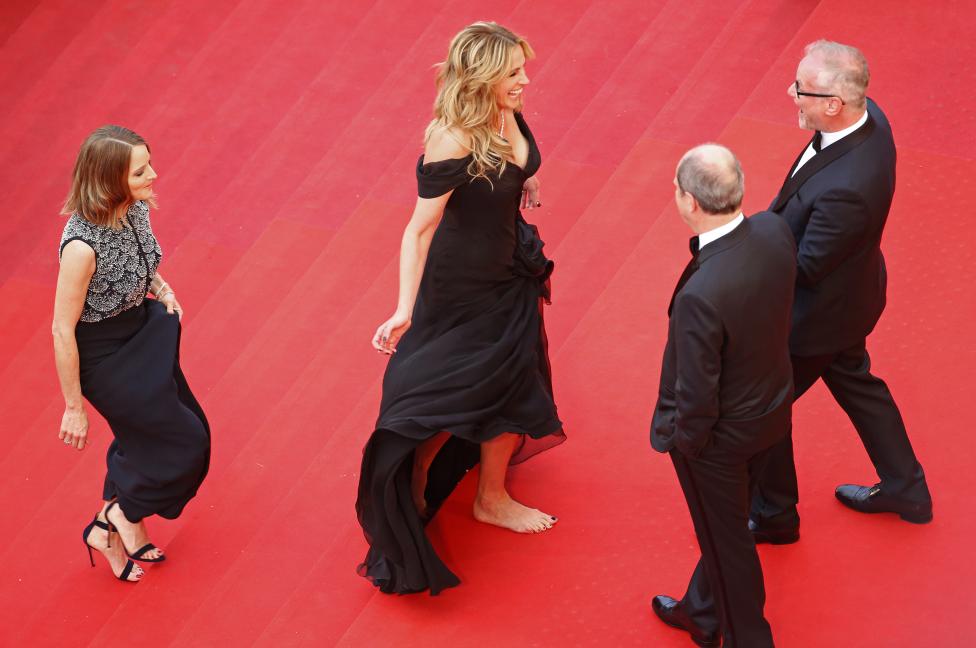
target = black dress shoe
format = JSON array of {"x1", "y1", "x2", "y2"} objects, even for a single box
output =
[
  {"x1": 651, "y1": 595, "x2": 720, "y2": 647},
  {"x1": 835, "y1": 483, "x2": 933, "y2": 523},
  {"x1": 748, "y1": 518, "x2": 799, "y2": 545}
]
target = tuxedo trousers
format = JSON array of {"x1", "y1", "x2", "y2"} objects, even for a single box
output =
[
  {"x1": 673, "y1": 445, "x2": 775, "y2": 648},
  {"x1": 752, "y1": 339, "x2": 930, "y2": 526}
]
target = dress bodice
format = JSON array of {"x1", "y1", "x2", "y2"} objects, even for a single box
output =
[
  {"x1": 414, "y1": 113, "x2": 541, "y2": 303},
  {"x1": 415, "y1": 111, "x2": 541, "y2": 198},
  {"x1": 59, "y1": 201, "x2": 162, "y2": 322}
]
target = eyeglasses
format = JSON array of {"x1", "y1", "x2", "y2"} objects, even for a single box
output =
[{"x1": 794, "y1": 80, "x2": 845, "y2": 105}]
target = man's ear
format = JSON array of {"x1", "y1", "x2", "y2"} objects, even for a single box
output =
[{"x1": 825, "y1": 97, "x2": 844, "y2": 117}]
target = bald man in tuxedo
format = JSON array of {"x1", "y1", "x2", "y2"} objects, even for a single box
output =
[{"x1": 650, "y1": 144, "x2": 796, "y2": 647}]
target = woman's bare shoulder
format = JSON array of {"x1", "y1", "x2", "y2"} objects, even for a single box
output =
[
  {"x1": 424, "y1": 124, "x2": 471, "y2": 164},
  {"x1": 60, "y1": 239, "x2": 96, "y2": 269}
]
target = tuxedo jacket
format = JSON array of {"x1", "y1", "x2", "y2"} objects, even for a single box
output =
[
  {"x1": 651, "y1": 213, "x2": 797, "y2": 457},
  {"x1": 771, "y1": 98, "x2": 896, "y2": 356}
]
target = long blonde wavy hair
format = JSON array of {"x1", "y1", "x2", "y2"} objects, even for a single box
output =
[{"x1": 425, "y1": 22, "x2": 534, "y2": 181}]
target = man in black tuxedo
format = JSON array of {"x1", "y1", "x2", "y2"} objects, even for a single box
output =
[
  {"x1": 649, "y1": 144, "x2": 796, "y2": 647},
  {"x1": 750, "y1": 40, "x2": 933, "y2": 545}
]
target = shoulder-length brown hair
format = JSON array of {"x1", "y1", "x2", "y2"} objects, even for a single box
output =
[{"x1": 62, "y1": 125, "x2": 157, "y2": 228}]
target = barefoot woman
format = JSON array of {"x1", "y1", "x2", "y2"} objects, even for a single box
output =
[
  {"x1": 53, "y1": 126, "x2": 211, "y2": 581},
  {"x1": 356, "y1": 22, "x2": 565, "y2": 595}
]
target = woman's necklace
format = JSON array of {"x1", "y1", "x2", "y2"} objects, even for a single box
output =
[{"x1": 498, "y1": 110, "x2": 506, "y2": 138}]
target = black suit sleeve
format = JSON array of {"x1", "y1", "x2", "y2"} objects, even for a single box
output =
[
  {"x1": 796, "y1": 188, "x2": 872, "y2": 287},
  {"x1": 673, "y1": 291, "x2": 723, "y2": 457}
]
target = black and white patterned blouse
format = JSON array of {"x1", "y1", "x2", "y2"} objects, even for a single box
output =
[{"x1": 59, "y1": 201, "x2": 163, "y2": 323}]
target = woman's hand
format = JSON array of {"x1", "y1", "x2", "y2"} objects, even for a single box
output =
[
  {"x1": 521, "y1": 176, "x2": 542, "y2": 210},
  {"x1": 59, "y1": 406, "x2": 89, "y2": 451},
  {"x1": 160, "y1": 291, "x2": 184, "y2": 320},
  {"x1": 372, "y1": 311, "x2": 411, "y2": 355}
]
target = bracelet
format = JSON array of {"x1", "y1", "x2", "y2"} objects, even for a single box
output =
[
  {"x1": 157, "y1": 289, "x2": 174, "y2": 300},
  {"x1": 154, "y1": 281, "x2": 169, "y2": 296}
]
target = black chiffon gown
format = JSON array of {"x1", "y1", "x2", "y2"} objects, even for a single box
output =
[{"x1": 356, "y1": 113, "x2": 565, "y2": 595}]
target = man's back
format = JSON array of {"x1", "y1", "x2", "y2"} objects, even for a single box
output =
[
  {"x1": 652, "y1": 211, "x2": 797, "y2": 455},
  {"x1": 682, "y1": 212, "x2": 797, "y2": 422}
]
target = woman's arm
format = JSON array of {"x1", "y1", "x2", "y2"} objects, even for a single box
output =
[
  {"x1": 150, "y1": 271, "x2": 183, "y2": 319},
  {"x1": 52, "y1": 240, "x2": 95, "y2": 451},
  {"x1": 372, "y1": 193, "x2": 452, "y2": 355},
  {"x1": 372, "y1": 127, "x2": 466, "y2": 354},
  {"x1": 149, "y1": 273, "x2": 167, "y2": 296}
]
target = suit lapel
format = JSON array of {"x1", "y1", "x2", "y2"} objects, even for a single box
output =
[
  {"x1": 668, "y1": 219, "x2": 751, "y2": 316},
  {"x1": 668, "y1": 236, "x2": 701, "y2": 317},
  {"x1": 770, "y1": 114, "x2": 876, "y2": 212},
  {"x1": 779, "y1": 133, "x2": 817, "y2": 188}
]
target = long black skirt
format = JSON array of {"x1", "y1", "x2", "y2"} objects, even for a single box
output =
[
  {"x1": 76, "y1": 299, "x2": 210, "y2": 523},
  {"x1": 356, "y1": 276, "x2": 565, "y2": 595}
]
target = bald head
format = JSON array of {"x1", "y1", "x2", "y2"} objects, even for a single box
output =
[
  {"x1": 676, "y1": 144, "x2": 744, "y2": 215},
  {"x1": 804, "y1": 40, "x2": 869, "y2": 109}
]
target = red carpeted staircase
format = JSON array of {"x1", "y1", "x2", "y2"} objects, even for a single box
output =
[{"x1": 0, "y1": 1, "x2": 973, "y2": 645}]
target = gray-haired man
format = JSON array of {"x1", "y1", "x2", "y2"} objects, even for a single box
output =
[{"x1": 750, "y1": 40, "x2": 933, "y2": 545}]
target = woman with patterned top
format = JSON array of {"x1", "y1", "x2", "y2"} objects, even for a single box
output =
[
  {"x1": 53, "y1": 125, "x2": 210, "y2": 582},
  {"x1": 356, "y1": 22, "x2": 565, "y2": 595}
]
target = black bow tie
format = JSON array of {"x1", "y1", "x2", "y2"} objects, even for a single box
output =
[
  {"x1": 689, "y1": 235, "x2": 700, "y2": 255},
  {"x1": 811, "y1": 131, "x2": 823, "y2": 153}
]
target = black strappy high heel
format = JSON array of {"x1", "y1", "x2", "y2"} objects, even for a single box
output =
[
  {"x1": 105, "y1": 501, "x2": 166, "y2": 563},
  {"x1": 81, "y1": 516, "x2": 139, "y2": 582}
]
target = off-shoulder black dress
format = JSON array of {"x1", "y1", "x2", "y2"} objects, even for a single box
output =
[{"x1": 356, "y1": 113, "x2": 565, "y2": 595}]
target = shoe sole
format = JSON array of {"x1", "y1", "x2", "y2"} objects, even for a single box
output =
[
  {"x1": 654, "y1": 610, "x2": 720, "y2": 647},
  {"x1": 899, "y1": 511, "x2": 933, "y2": 524},
  {"x1": 834, "y1": 495, "x2": 933, "y2": 524},
  {"x1": 753, "y1": 530, "x2": 800, "y2": 545}
]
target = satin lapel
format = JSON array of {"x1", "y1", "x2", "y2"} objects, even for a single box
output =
[
  {"x1": 775, "y1": 133, "x2": 818, "y2": 198},
  {"x1": 770, "y1": 115, "x2": 876, "y2": 212},
  {"x1": 667, "y1": 257, "x2": 697, "y2": 317}
]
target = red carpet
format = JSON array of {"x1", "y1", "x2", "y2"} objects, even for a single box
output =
[{"x1": 1, "y1": 1, "x2": 973, "y2": 645}]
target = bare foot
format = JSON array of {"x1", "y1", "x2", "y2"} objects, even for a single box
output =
[
  {"x1": 473, "y1": 493, "x2": 557, "y2": 533},
  {"x1": 85, "y1": 515, "x2": 144, "y2": 582},
  {"x1": 105, "y1": 502, "x2": 164, "y2": 561}
]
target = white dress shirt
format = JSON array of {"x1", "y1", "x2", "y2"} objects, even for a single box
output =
[
  {"x1": 699, "y1": 213, "x2": 745, "y2": 250},
  {"x1": 791, "y1": 109, "x2": 869, "y2": 176}
]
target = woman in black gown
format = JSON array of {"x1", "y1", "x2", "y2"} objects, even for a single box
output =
[
  {"x1": 357, "y1": 22, "x2": 565, "y2": 595},
  {"x1": 53, "y1": 125, "x2": 210, "y2": 582}
]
